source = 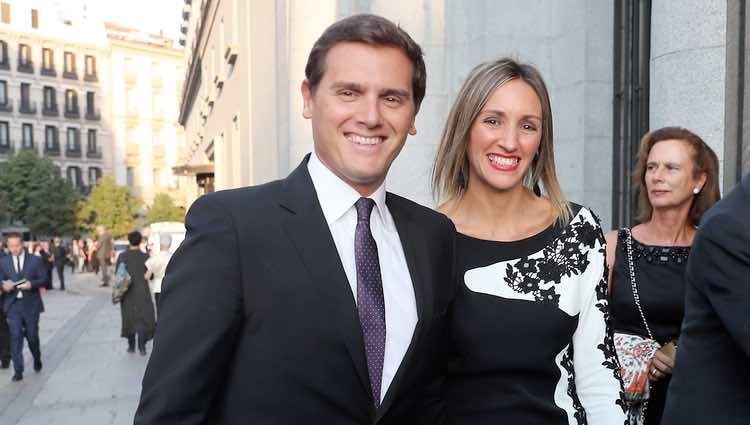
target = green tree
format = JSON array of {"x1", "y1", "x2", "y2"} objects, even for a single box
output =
[
  {"x1": 144, "y1": 193, "x2": 185, "y2": 225},
  {"x1": 77, "y1": 176, "x2": 141, "y2": 238},
  {"x1": 0, "y1": 150, "x2": 78, "y2": 234}
]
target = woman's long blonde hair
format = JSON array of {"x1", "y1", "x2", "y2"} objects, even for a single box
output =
[{"x1": 432, "y1": 57, "x2": 572, "y2": 225}]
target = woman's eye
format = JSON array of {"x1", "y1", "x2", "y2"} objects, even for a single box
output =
[
  {"x1": 484, "y1": 118, "x2": 500, "y2": 126},
  {"x1": 521, "y1": 123, "x2": 537, "y2": 132}
]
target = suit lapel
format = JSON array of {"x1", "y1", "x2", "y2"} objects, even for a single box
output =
[
  {"x1": 279, "y1": 156, "x2": 371, "y2": 396},
  {"x1": 20, "y1": 252, "x2": 29, "y2": 278},
  {"x1": 375, "y1": 194, "x2": 432, "y2": 421}
]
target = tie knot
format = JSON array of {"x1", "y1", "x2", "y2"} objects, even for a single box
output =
[{"x1": 355, "y1": 197, "x2": 375, "y2": 222}]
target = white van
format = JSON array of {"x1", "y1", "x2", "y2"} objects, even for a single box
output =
[{"x1": 146, "y1": 222, "x2": 186, "y2": 254}]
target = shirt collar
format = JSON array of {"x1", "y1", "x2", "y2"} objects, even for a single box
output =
[{"x1": 307, "y1": 151, "x2": 388, "y2": 225}]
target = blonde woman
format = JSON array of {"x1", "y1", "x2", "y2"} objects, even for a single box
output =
[{"x1": 432, "y1": 58, "x2": 625, "y2": 424}]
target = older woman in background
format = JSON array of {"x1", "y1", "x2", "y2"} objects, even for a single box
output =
[{"x1": 606, "y1": 127, "x2": 720, "y2": 424}]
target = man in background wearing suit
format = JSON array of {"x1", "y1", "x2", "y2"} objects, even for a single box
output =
[
  {"x1": 662, "y1": 172, "x2": 750, "y2": 425},
  {"x1": 135, "y1": 14, "x2": 455, "y2": 425},
  {"x1": 0, "y1": 245, "x2": 9, "y2": 369},
  {"x1": 0, "y1": 233, "x2": 48, "y2": 382}
]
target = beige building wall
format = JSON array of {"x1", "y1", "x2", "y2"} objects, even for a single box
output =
[
  {"x1": 107, "y1": 25, "x2": 186, "y2": 207},
  {"x1": 0, "y1": 0, "x2": 112, "y2": 191}
]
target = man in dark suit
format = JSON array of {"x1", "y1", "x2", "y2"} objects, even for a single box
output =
[
  {"x1": 135, "y1": 14, "x2": 455, "y2": 425},
  {"x1": 50, "y1": 235, "x2": 67, "y2": 290},
  {"x1": 0, "y1": 233, "x2": 48, "y2": 382},
  {"x1": 0, "y1": 246, "x2": 9, "y2": 369},
  {"x1": 662, "y1": 173, "x2": 750, "y2": 425}
]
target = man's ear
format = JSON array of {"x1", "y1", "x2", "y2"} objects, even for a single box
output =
[
  {"x1": 301, "y1": 80, "x2": 313, "y2": 119},
  {"x1": 408, "y1": 122, "x2": 417, "y2": 136}
]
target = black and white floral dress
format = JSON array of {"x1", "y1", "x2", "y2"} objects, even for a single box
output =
[{"x1": 442, "y1": 204, "x2": 626, "y2": 425}]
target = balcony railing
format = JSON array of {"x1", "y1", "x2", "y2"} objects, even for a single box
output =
[
  {"x1": 63, "y1": 70, "x2": 78, "y2": 80},
  {"x1": 85, "y1": 108, "x2": 101, "y2": 121},
  {"x1": 0, "y1": 99, "x2": 12, "y2": 113},
  {"x1": 19, "y1": 100, "x2": 37, "y2": 115},
  {"x1": 0, "y1": 60, "x2": 9, "y2": 71},
  {"x1": 66, "y1": 146, "x2": 82, "y2": 157},
  {"x1": 84, "y1": 72, "x2": 98, "y2": 83},
  {"x1": 20, "y1": 142, "x2": 36, "y2": 151},
  {"x1": 43, "y1": 103, "x2": 60, "y2": 117},
  {"x1": 86, "y1": 147, "x2": 102, "y2": 159},
  {"x1": 44, "y1": 143, "x2": 60, "y2": 156},
  {"x1": 41, "y1": 67, "x2": 57, "y2": 77},
  {"x1": 17, "y1": 61, "x2": 34, "y2": 74},
  {"x1": 64, "y1": 108, "x2": 80, "y2": 119},
  {"x1": 0, "y1": 143, "x2": 13, "y2": 154}
]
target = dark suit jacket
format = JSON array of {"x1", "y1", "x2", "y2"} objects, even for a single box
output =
[
  {"x1": 135, "y1": 156, "x2": 456, "y2": 425},
  {"x1": 0, "y1": 251, "x2": 47, "y2": 315},
  {"x1": 662, "y1": 173, "x2": 750, "y2": 425}
]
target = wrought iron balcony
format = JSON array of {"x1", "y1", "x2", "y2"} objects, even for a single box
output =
[
  {"x1": 17, "y1": 61, "x2": 34, "y2": 74},
  {"x1": 84, "y1": 72, "x2": 98, "y2": 82},
  {"x1": 0, "y1": 60, "x2": 9, "y2": 71},
  {"x1": 0, "y1": 99, "x2": 12, "y2": 113},
  {"x1": 44, "y1": 143, "x2": 60, "y2": 156},
  {"x1": 0, "y1": 143, "x2": 14, "y2": 154},
  {"x1": 41, "y1": 67, "x2": 57, "y2": 77},
  {"x1": 64, "y1": 108, "x2": 80, "y2": 119},
  {"x1": 63, "y1": 70, "x2": 78, "y2": 80},
  {"x1": 43, "y1": 103, "x2": 60, "y2": 117},
  {"x1": 66, "y1": 146, "x2": 82, "y2": 158},
  {"x1": 19, "y1": 100, "x2": 37, "y2": 115},
  {"x1": 20, "y1": 142, "x2": 36, "y2": 151},
  {"x1": 85, "y1": 108, "x2": 101, "y2": 121},
  {"x1": 86, "y1": 147, "x2": 102, "y2": 159}
]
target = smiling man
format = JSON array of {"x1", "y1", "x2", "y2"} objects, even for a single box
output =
[{"x1": 135, "y1": 14, "x2": 456, "y2": 425}]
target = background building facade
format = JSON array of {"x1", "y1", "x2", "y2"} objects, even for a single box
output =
[
  {"x1": 178, "y1": 0, "x2": 747, "y2": 229},
  {"x1": 0, "y1": 0, "x2": 110, "y2": 193}
]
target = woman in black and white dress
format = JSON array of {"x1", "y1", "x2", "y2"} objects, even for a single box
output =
[{"x1": 432, "y1": 58, "x2": 625, "y2": 424}]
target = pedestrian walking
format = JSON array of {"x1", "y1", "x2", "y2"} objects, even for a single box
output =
[
  {"x1": 144, "y1": 234, "x2": 172, "y2": 315},
  {"x1": 117, "y1": 231, "x2": 155, "y2": 356},
  {"x1": 96, "y1": 226, "x2": 112, "y2": 287},
  {"x1": 0, "y1": 233, "x2": 48, "y2": 382},
  {"x1": 50, "y1": 235, "x2": 67, "y2": 291}
]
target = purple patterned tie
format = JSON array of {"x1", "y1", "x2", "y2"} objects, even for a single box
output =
[{"x1": 354, "y1": 197, "x2": 386, "y2": 406}]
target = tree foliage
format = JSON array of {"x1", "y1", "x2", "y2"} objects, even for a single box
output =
[
  {"x1": 144, "y1": 193, "x2": 185, "y2": 225},
  {"x1": 0, "y1": 150, "x2": 78, "y2": 235},
  {"x1": 77, "y1": 176, "x2": 141, "y2": 238}
]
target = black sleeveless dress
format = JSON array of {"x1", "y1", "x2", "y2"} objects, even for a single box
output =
[{"x1": 610, "y1": 229, "x2": 690, "y2": 425}]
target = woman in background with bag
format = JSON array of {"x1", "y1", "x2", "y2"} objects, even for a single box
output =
[
  {"x1": 116, "y1": 231, "x2": 155, "y2": 356},
  {"x1": 606, "y1": 127, "x2": 720, "y2": 424}
]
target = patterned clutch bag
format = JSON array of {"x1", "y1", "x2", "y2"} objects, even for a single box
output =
[{"x1": 614, "y1": 332, "x2": 661, "y2": 401}]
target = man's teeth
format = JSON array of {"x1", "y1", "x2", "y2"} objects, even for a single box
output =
[
  {"x1": 488, "y1": 155, "x2": 519, "y2": 167},
  {"x1": 349, "y1": 135, "x2": 382, "y2": 145}
]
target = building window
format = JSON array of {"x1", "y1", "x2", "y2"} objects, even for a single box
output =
[
  {"x1": 87, "y1": 129, "x2": 97, "y2": 152},
  {"x1": 0, "y1": 40, "x2": 7, "y2": 67},
  {"x1": 43, "y1": 86, "x2": 55, "y2": 109},
  {"x1": 88, "y1": 167, "x2": 102, "y2": 185},
  {"x1": 18, "y1": 44, "x2": 32, "y2": 73},
  {"x1": 63, "y1": 51, "x2": 76, "y2": 78},
  {"x1": 0, "y1": 121, "x2": 9, "y2": 146},
  {"x1": 66, "y1": 127, "x2": 80, "y2": 150},
  {"x1": 85, "y1": 55, "x2": 96, "y2": 77},
  {"x1": 65, "y1": 89, "x2": 78, "y2": 112},
  {"x1": 126, "y1": 166, "x2": 134, "y2": 188},
  {"x1": 19, "y1": 83, "x2": 34, "y2": 113},
  {"x1": 22, "y1": 123, "x2": 33, "y2": 148},
  {"x1": 45, "y1": 125, "x2": 57, "y2": 150},
  {"x1": 42, "y1": 48, "x2": 54, "y2": 70},
  {"x1": 86, "y1": 91, "x2": 95, "y2": 113},
  {"x1": 0, "y1": 80, "x2": 6, "y2": 105},
  {"x1": 31, "y1": 8, "x2": 38, "y2": 29},
  {"x1": 1, "y1": 2, "x2": 10, "y2": 25},
  {"x1": 67, "y1": 166, "x2": 81, "y2": 189}
]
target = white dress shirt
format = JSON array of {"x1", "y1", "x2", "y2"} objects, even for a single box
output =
[
  {"x1": 12, "y1": 252, "x2": 25, "y2": 298},
  {"x1": 307, "y1": 152, "x2": 418, "y2": 402}
]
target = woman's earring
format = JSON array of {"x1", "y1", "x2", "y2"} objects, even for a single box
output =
[{"x1": 693, "y1": 187, "x2": 701, "y2": 195}]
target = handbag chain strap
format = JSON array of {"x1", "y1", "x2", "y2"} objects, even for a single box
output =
[{"x1": 624, "y1": 228, "x2": 655, "y2": 340}]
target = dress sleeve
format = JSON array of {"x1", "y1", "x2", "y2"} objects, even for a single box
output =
[{"x1": 572, "y1": 212, "x2": 626, "y2": 424}]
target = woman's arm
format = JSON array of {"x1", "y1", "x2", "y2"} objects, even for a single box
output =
[
  {"x1": 572, "y1": 214, "x2": 626, "y2": 424},
  {"x1": 603, "y1": 230, "x2": 618, "y2": 293}
]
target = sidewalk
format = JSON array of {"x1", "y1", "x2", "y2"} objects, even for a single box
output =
[{"x1": 0, "y1": 269, "x2": 149, "y2": 425}]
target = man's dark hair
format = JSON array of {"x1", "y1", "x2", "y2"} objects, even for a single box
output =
[
  {"x1": 128, "y1": 231, "x2": 142, "y2": 247},
  {"x1": 304, "y1": 14, "x2": 426, "y2": 112},
  {"x1": 4, "y1": 232, "x2": 22, "y2": 241}
]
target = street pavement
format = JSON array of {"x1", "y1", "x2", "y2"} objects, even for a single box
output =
[{"x1": 0, "y1": 268, "x2": 150, "y2": 425}]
